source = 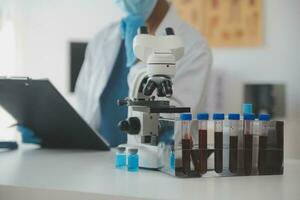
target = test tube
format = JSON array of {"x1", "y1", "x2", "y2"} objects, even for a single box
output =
[
  {"x1": 170, "y1": 141, "x2": 175, "y2": 172},
  {"x1": 127, "y1": 148, "x2": 139, "y2": 172},
  {"x1": 115, "y1": 146, "x2": 126, "y2": 169},
  {"x1": 258, "y1": 114, "x2": 270, "y2": 174},
  {"x1": 180, "y1": 113, "x2": 193, "y2": 175},
  {"x1": 228, "y1": 113, "x2": 240, "y2": 173},
  {"x1": 243, "y1": 113, "x2": 255, "y2": 175},
  {"x1": 243, "y1": 103, "x2": 253, "y2": 114},
  {"x1": 213, "y1": 113, "x2": 224, "y2": 173},
  {"x1": 197, "y1": 113, "x2": 209, "y2": 174}
]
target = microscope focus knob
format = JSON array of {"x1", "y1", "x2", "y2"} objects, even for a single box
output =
[
  {"x1": 117, "y1": 99, "x2": 128, "y2": 107},
  {"x1": 118, "y1": 117, "x2": 141, "y2": 135},
  {"x1": 119, "y1": 120, "x2": 130, "y2": 132}
]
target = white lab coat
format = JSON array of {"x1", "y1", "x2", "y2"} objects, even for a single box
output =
[{"x1": 75, "y1": 6, "x2": 212, "y2": 132}]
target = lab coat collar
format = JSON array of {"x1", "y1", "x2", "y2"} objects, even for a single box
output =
[{"x1": 155, "y1": 5, "x2": 182, "y2": 36}]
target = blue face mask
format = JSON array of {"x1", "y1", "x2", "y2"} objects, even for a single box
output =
[
  {"x1": 120, "y1": 15, "x2": 145, "y2": 67},
  {"x1": 114, "y1": 0, "x2": 158, "y2": 20}
]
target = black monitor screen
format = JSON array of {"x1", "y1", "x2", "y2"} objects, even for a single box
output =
[{"x1": 70, "y1": 42, "x2": 88, "y2": 92}]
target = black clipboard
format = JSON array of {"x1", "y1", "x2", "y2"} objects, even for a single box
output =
[{"x1": 0, "y1": 77, "x2": 109, "y2": 150}]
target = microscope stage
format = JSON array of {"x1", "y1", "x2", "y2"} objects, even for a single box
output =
[{"x1": 133, "y1": 106, "x2": 190, "y2": 113}]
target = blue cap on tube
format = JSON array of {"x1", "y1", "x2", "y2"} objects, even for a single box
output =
[
  {"x1": 197, "y1": 113, "x2": 209, "y2": 120},
  {"x1": 180, "y1": 113, "x2": 192, "y2": 121},
  {"x1": 243, "y1": 103, "x2": 253, "y2": 114},
  {"x1": 228, "y1": 113, "x2": 240, "y2": 120},
  {"x1": 213, "y1": 113, "x2": 225, "y2": 120},
  {"x1": 259, "y1": 114, "x2": 270, "y2": 121},
  {"x1": 243, "y1": 113, "x2": 255, "y2": 120}
]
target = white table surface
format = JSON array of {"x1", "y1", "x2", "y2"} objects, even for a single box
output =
[{"x1": 0, "y1": 144, "x2": 299, "y2": 200}]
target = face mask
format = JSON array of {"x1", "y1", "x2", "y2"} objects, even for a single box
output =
[{"x1": 114, "y1": 0, "x2": 158, "y2": 20}]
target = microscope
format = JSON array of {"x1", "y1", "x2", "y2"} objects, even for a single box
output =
[
  {"x1": 117, "y1": 27, "x2": 285, "y2": 177},
  {"x1": 118, "y1": 26, "x2": 190, "y2": 169}
]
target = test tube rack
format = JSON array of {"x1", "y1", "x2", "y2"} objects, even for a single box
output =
[{"x1": 157, "y1": 119, "x2": 284, "y2": 178}]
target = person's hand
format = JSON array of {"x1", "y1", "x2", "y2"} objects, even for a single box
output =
[{"x1": 17, "y1": 126, "x2": 41, "y2": 145}]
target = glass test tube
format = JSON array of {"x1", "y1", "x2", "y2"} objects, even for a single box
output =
[
  {"x1": 243, "y1": 113, "x2": 255, "y2": 175},
  {"x1": 213, "y1": 113, "x2": 224, "y2": 173},
  {"x1": 170, "y1": 141, "x2": 175, "y2": 172},
  {"x1": 127, "y1": 148, "x2": 139, "y2": 172},
  {"x1": 228, "y1": 113, "x2": 240, "y2": 173},
  {"x1": 258, "y1": 114, "x2": 270, "y2": 174},
  {"x1": 180, "y1": 113, "x2": 193, "y2": 175},
  {"x1": 197, "y1": 113, "x2": 209, "y2": 174},
  {"x1": 115, "y1": 146, "x2": 126, "y2": 169}
]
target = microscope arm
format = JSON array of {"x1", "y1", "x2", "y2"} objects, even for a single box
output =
[{"x1": 129, "y1": 68, "x2": 148, "y2": 100}]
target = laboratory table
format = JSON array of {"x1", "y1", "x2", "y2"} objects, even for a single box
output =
[{"x1": 0, "y1": 144, "x2": 299, "y2": 200}]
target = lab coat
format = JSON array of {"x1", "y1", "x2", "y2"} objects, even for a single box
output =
[{"x1": 75, "y1": 6, "x2": 212, "y2": 132}]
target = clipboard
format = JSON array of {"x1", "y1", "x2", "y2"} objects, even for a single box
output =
[{"x1": 0, "y1": 77, "x2": 109, "y2": 150}]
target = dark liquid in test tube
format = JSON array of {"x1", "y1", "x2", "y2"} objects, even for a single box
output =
[
  {"x1": 182, "y1": 138, "x2": 192, "y2": 174},
  {"x1": 244, "y1": 134, "x2": 253, "y2": 175},
  {"x1": 199, "y1": 129, "x2": 207, "y2": 174},
  {"x1": 229, "y1": 136, "x2": 238, "y2": 173},
  {"x1": 214, "y1": 131, "x2": 223, "y2": 173},
  {"x1": 275, "y1": 121, "x2": 284, "y2": 174},
  {"x1": 258, "y1": 135, "x2": 267, "y2": 174}
]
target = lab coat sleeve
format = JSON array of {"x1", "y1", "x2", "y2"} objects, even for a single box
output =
[
  {"x1": 171, "y1": 40, "x2": 212, "y2": 114},
  {"x1": 73, "y1": 22, "x2": 120, "y2": 129}
]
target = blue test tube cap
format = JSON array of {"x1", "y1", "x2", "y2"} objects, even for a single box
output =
[
  {"x1": 228, "y1": 113, "x2": 240, "y2": 120},
  {"x1": 243, "y1": 103, "x2": 253, "y2": 114},
  {"x1": 197, "y1": 112, "x2": 209, "y2": 120},
  {"x1": 213, "y1": 113, "x2": 225, "y2": 120},
  {"x1": 180, "y1": 113, "x2": 192, "y2": 121},
  {"x1": 259, "y1": 114, "x2": 271, "y2": 121},
  {"x1": 243, "y1": 113, "x2": 255, "y2": 120}
]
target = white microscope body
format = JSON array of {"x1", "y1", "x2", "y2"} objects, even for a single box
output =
[{"x1": 118, "y1": 27, "x2": 188, "y2": 169}]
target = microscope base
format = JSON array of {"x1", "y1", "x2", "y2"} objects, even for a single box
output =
[{"x1": 119, "y1": 143, "x2": 161, "y2": 169}]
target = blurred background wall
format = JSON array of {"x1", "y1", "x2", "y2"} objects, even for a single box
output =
[{"x1": 0, "y1": 0, "x2": 299, "y2": 158}]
